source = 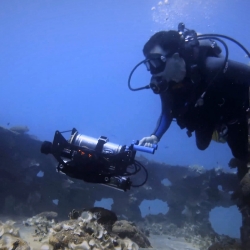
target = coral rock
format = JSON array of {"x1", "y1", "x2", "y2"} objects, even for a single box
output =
[
  {"x1": 112, "y1": 220, "x2": 151, "y2": 248},
  {"x1": 0, "y1": 233, "x2": 30, "y2": 250}
]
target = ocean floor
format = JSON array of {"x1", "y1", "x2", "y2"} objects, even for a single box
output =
[
  {"x1": 143, "y1": 235, "x2": 200, "y2": 250},
  {"x1": 0, "y1": 215, "x2": 201, "y2": 250}
]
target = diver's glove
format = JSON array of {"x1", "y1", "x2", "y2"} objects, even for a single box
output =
[{"x1": 139, "y1": 135, "x2": 159, "y2": 147}]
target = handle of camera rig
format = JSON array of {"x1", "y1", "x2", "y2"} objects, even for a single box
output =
[{"x1": 132, "y1": 142, "x2": 158, "y2": 154}]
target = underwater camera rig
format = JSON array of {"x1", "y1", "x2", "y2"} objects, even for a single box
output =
[{"x1": 40, "y1": 128, "x2": 157, "y2": 191}]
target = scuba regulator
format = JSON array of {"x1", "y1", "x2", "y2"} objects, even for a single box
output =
[
  {"x1": 128, "y1": 22, "x2": 250, "y2": 94},
  {"x1": 41, "y1": 128, "x2": 157, "y2": 191}
]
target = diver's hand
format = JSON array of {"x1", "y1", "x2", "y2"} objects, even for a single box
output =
[{"x1": 139, "y1": 135, "x2": 159, "y2": 147}]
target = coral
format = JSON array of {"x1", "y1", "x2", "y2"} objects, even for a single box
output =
[
  {"x1": 112, "y1": 220, "x2": 151, "y2": 248},
  {"x1": 23, "y1": 212, "x2": 57, "y2": 227},
  {"x1": 122, "y1": 237, "x2": 139, "y2": 250},
  {"x1": 0, "y1": 220, "x2": 19, "y2": 237},
  {"x1": 35, "y1": 211, "x2": 58, "y2": 220},
  {"x1": 23, "y1": 213, "x2": 56, "y2": 242},
  {"x1": 45, "y1": 212, "x2": 139, "y2": 250},
  {"x1": 70, "y1": 207, "x2": 117, "y2": 225},
  {"x1": 21, "y1": 208, "x2": 145, "y2": 249},
  {"x1": 188, "y1": 164, "x2": 206, "y2": 175},
  {"x1": 40, "y1": 243, "x2": 53, "y2": 250},
  {"x1": 0, "y1": 220, "x2": 30, "y2": 250},
  {"x1": 68, "y1": 209, "x2": 149, "y2": 248},
  {"x1": 0, "y1": 233, "x2": 30, "y2": 250}
]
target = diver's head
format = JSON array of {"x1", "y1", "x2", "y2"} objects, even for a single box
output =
[
  {"x1": 143, "y1": 30, "x2": 181, "y2": 58},
  {"x1": 127, "y1": 30, "x2": 188, "y2": 93},
  {"x1": 143, "y1": 31, "x2": 186, "y2": 93}
]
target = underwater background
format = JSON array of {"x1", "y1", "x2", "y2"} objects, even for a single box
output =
[{"x1": 0, "y1": 0, "x2": 250, "y2": 248}]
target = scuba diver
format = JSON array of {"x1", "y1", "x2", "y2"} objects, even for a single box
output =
[
  {"x1": 127, "y1": 23, "x2": 250, "y2": 247},
  {"x1": 128, "y1": 23, "x2": 250, "y2": 175}
]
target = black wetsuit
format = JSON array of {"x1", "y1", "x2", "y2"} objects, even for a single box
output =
[{"x1": 152, "y1": 54, "x2": 250, "y2": 161}]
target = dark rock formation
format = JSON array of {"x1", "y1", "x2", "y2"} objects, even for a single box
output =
[
  {"x1": 112, "y1": 220, "x2": 152, "y2": 248},
  {"x1": 69, "y1": 207, "x2": 117, "y2": 231}
]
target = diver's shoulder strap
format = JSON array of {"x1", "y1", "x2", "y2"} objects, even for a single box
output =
[
  {"x1": 184, "y1": 39, "x2": 222, "y2": 83},
  {"x1": 198, "y1": 39, "x2": 222, "y2": 58},
  {"x1": 191, "y1": 39, "x2": 223, "y2": 86}
]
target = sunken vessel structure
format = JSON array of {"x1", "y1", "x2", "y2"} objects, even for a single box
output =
[{"x1": 0, "y1": 126, "x2": 244, "y2": 249}]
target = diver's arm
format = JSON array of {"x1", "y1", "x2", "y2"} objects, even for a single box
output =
[
  {"x1": 205, "y1": 57, "x2": 250, "y2": 86},
  {"x1": 151, "y1": 91, "x2": 173, "y2": 140}
]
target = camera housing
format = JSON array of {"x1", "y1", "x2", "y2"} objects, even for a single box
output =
[{"x1": 41, "y1": 128, "x2": 157, "y2": 191}]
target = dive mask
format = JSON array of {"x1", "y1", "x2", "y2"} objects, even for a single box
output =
[
  {"x1": 144, "y1": 53, "x2": 167, "y2": 74},
  {"x1": 127, "y1": 54, "x2": 170, "y2": 92}
]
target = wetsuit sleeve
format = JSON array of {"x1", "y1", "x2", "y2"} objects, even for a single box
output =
[
  {"x1": 152, "y1": 91, "x2": 173, "y2": 140},
  {"x1": 205, "y1": 57, "x2": 250, "y2": 86}
]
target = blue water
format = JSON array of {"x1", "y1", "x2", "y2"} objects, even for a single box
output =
[{"x1": 1, "y1": 0, "x2": 249, "y2": 239}]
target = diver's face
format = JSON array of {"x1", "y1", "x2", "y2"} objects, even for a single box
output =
[{"x1": 148, "y1": 45, "x2": 186, "y2": 83}]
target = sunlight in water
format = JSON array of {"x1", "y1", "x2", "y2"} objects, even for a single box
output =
[{"x1": 150, "y1": 0, "x2": 217, "y2": 30}]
